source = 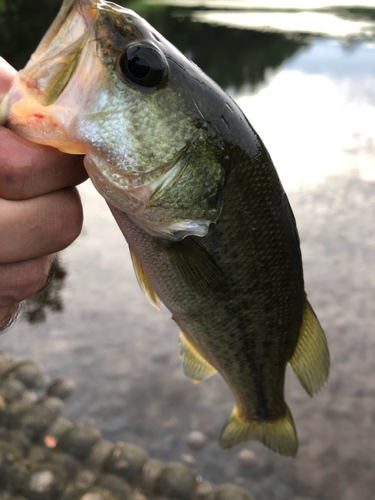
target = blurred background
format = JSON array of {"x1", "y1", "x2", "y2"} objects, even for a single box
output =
[{"x1": 0, "y1": 1, "x2": 374, "y2": 499}]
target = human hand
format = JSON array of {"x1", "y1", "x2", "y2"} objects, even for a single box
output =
[{"x1": 0, "y1": 57, "x2": 88, "y2": 331}]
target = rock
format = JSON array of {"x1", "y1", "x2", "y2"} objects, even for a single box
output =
[
  {"x1": 153, "y1": 462, "x2": 197, "y2": 500},
  {"x1": 141, "y1": 459, "x2": 165, "y2": 494},
  {"x1": 17, "y1": 403, "x2": 58, "y2": 442},
  {"x1": 7, "y1": 459, "x2": 35, "y2": 494},
  {"x1": 0, "y1": 355, "x2": 17, "y2": 377},
  {"x1": 10, "y1": 361, "x2": 47, "y2": 390},
  {"x1": 95, "y1": 473, "x2": 132, "y2": 498},
  {"x1": 129, "y1": 492, "x2": 147, "y2": 500},
  {"x1": 180, "y1": 454, "x2": 197, "y2": 468},
  {"x1": 195, "y1": 481, "x2": 214, "y2": 500},
  {"x1": 2, "y1": 400, "x2": 31, "y2": 428},
  {"x1": 27, "y1": 445, "x2": 49, "y2": 463},
  {"x1": 47, "y1": 451, "x2": 80, "y2": 479},
  {"x1": 57, "y1": 425, "x2": 101, "y2": 461},
  {"x1": 74, "y1": 469, "x2": 96, "y2": 490},
  {"x1": 57, "y1": 483, "x2": 81, "y2": 500},
  {"x1": 186, "y1": 432, "x2": 207, "y2": 451},
  {"x1": 0, "y1": 441, "x2": 23, "y2": 489},
  {"x1": 24, "y1": 466, "x2": 67, "y2": 500},
  {"x1": 0, "y1": 429, "x2": 31, "y2": 455},
  {"x1": 43, "y1": 418, "x2": 72, "y2": 449},
  {"x1": 47, "y1": 378, "x2": 76, "y2": 400},
  {"x1": 79, "y1": 487, "x2": 119, "y2": 500},
  {"x1": 237, "y1": 449, "x2": 257, "y2": 468},
  {"x1": 0, "y1": 379, "x2": 26, "y2": 403},
  {"x1": 86, "y1": 440, "x2": 114, "y2": 475},
  {"x1": 213, "y1": 484, "x2": 253, "y2": 500},
  {"x1": 104, "y1": 442, "x2": 147, "y2": 486},
  {"x1": 38, "y1": 396, "x2": 64, "y2": 416}
]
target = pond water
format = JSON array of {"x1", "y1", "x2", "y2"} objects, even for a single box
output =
[{"x1": 0, "y1": 1, "x2": 374, "y2": 499}]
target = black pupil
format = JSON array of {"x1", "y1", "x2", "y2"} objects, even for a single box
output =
[
  {"x1": 128, "y1": 56, "x2": 151, "y2": 80},
  {"x1": 120, "y1": 45, "x2": 165, "y2": 88}
]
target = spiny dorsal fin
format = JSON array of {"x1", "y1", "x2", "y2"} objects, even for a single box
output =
[
  {"x1": 129, "y1": 246, "x2": 160, "y2": 309},
  {"x1": 220, "y1": 405, "x2": 298, "y2": 457},
  {"x1": 162, "y1": 236, "x2": 228, "y2": 297},
  {"x1": 289, "y1": 299, "x2": 330, "y2": 397},
  {"x1": 179, "y1": 331, "x2": 217, "y2": 383}
]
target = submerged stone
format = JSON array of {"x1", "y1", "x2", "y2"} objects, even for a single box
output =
[
  {"x1": 186, "y1": 432, "x2": 207, "y2": 451},
  {"x1": 79, "y1": 487, "x2": 119, "y2": 500},
  {"x1": 141, "y1": 459, "x2": 165, "y2": 494},
  {"x1": 195, "y1": 481, "x2": 214, "y2": 500},
  {"x1": 0, "y1": 429, "x2": 31, "y2": 455},
  {"x1": 57, "y1": 425, "x2": 100, "y2": 461},
  {"x1": 47, "y1": 451, "x2": 80, "y2": 479},
  {"x1": 95, "y1": 473, "x2": 131, "y2": 498},
  {"x1": 214, "y1": 485, "x2": 254, "y2": 500},
  {"x1": 47, "y1": 378, "x2": 76, "y2": 401},
  {"x1": 0, "y1": 379, "x2": 26, "y2": 403},
  {"x1": 10, "y1": 362, "x2": 47, "y2": 390},
  {"x1": 86, "y1": 440, "x2": 114, "y2": 475},
  {"x1": 0, "y1": 441, "x2": 23, "y2": 489},
  {"x1": 43, "y1": 418, "x2": 73, "y2": 449},
  {"x1": 104, "y1": 443, "x2": 147, "y2": 486},
  {"x1": 153, "y1": 462, "x2": 197, "y2": 500}
]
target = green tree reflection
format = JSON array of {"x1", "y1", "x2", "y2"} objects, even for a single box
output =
[{"x1": 0, "y1": 0, "x2": 307, "y2": 89}]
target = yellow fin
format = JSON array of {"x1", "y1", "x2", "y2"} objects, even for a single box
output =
[
  {"x1": 289, "y1": 299, "x2": 330, "y2": 397},
  {"x1": 129, "y1": 247, "x2": 160, "y2": 309},
  {"x1": 163, "y1": 237, "x2": 228, "y2": 297},
  {"x1": 219, "y1": 405, "x2": 298, "y2": 457},
  {"x1": 179, "y1": 332, "x2": 217, "y2": 383}
]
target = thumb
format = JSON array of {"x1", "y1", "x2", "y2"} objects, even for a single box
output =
[{"x1": 0, "y1": 57, "x2": 17, "y2": 101}]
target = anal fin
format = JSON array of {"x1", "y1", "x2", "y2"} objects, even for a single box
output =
[
  {"x1": 289, "y1": 299, "x2": 330, "y2": 397},
  {"x1": 179, "y1": 331, "x2": 217, "y2": 383},
  {"x1": 220, "y1": 405, "x2": 298, "y2": 457},
  {"x1": 129, "y1": 246, "x2": 160, "y2": 309}
]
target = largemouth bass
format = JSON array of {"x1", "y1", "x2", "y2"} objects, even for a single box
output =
[{"x1": 0, "y1": 0, "x2": 329, "y2": 456}]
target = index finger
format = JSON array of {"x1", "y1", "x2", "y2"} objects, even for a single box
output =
[{"x1": 0, "y1": 127, "x2": 88, "y2": 200}]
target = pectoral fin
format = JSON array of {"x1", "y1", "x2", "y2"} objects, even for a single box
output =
[
  {"x1": 289, "y1": 299, "x2": 330, "y2": 397},
  {"x1": 179, "y1": 331, "x2": 217, "y2": 383},
  {"x1": 162, "y1": 237, "x2": 228, "y2": 297},
  {"x1": 129, "y1": 247, "x2": 160, "y2": 309},
  {"x1": 220, "y1": 405, "x2": 298, "y2": 457}
]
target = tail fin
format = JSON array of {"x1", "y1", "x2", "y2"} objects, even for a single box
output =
[{"x1": 219, "y1": 405, "x2": 298, "y2": 457}]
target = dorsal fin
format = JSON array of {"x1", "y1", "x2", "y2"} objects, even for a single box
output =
[
  {"x1": 129, "y1": 246, "x2": 160, "y2": 309},
  {"x1": 179, "y1": 331, "x2": 217, "y2": 383},
  {"x1": 162, "y1": 236, "x2": 228, "y2": 297},
  {"x1": 289, "y1": 299, "x2": 330, "y2": 397}
]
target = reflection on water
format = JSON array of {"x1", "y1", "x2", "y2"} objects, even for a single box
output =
[
  {"x1": 23, "y1": 259, "x2": 67, "y2": 324},
  {"x1": 0, "y1": 1, "x2": 375, "y2": 499}
]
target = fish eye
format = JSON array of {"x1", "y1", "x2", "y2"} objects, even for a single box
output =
[{"x1": 119, "y1": 44, "x2": 167, "y2": 88}]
